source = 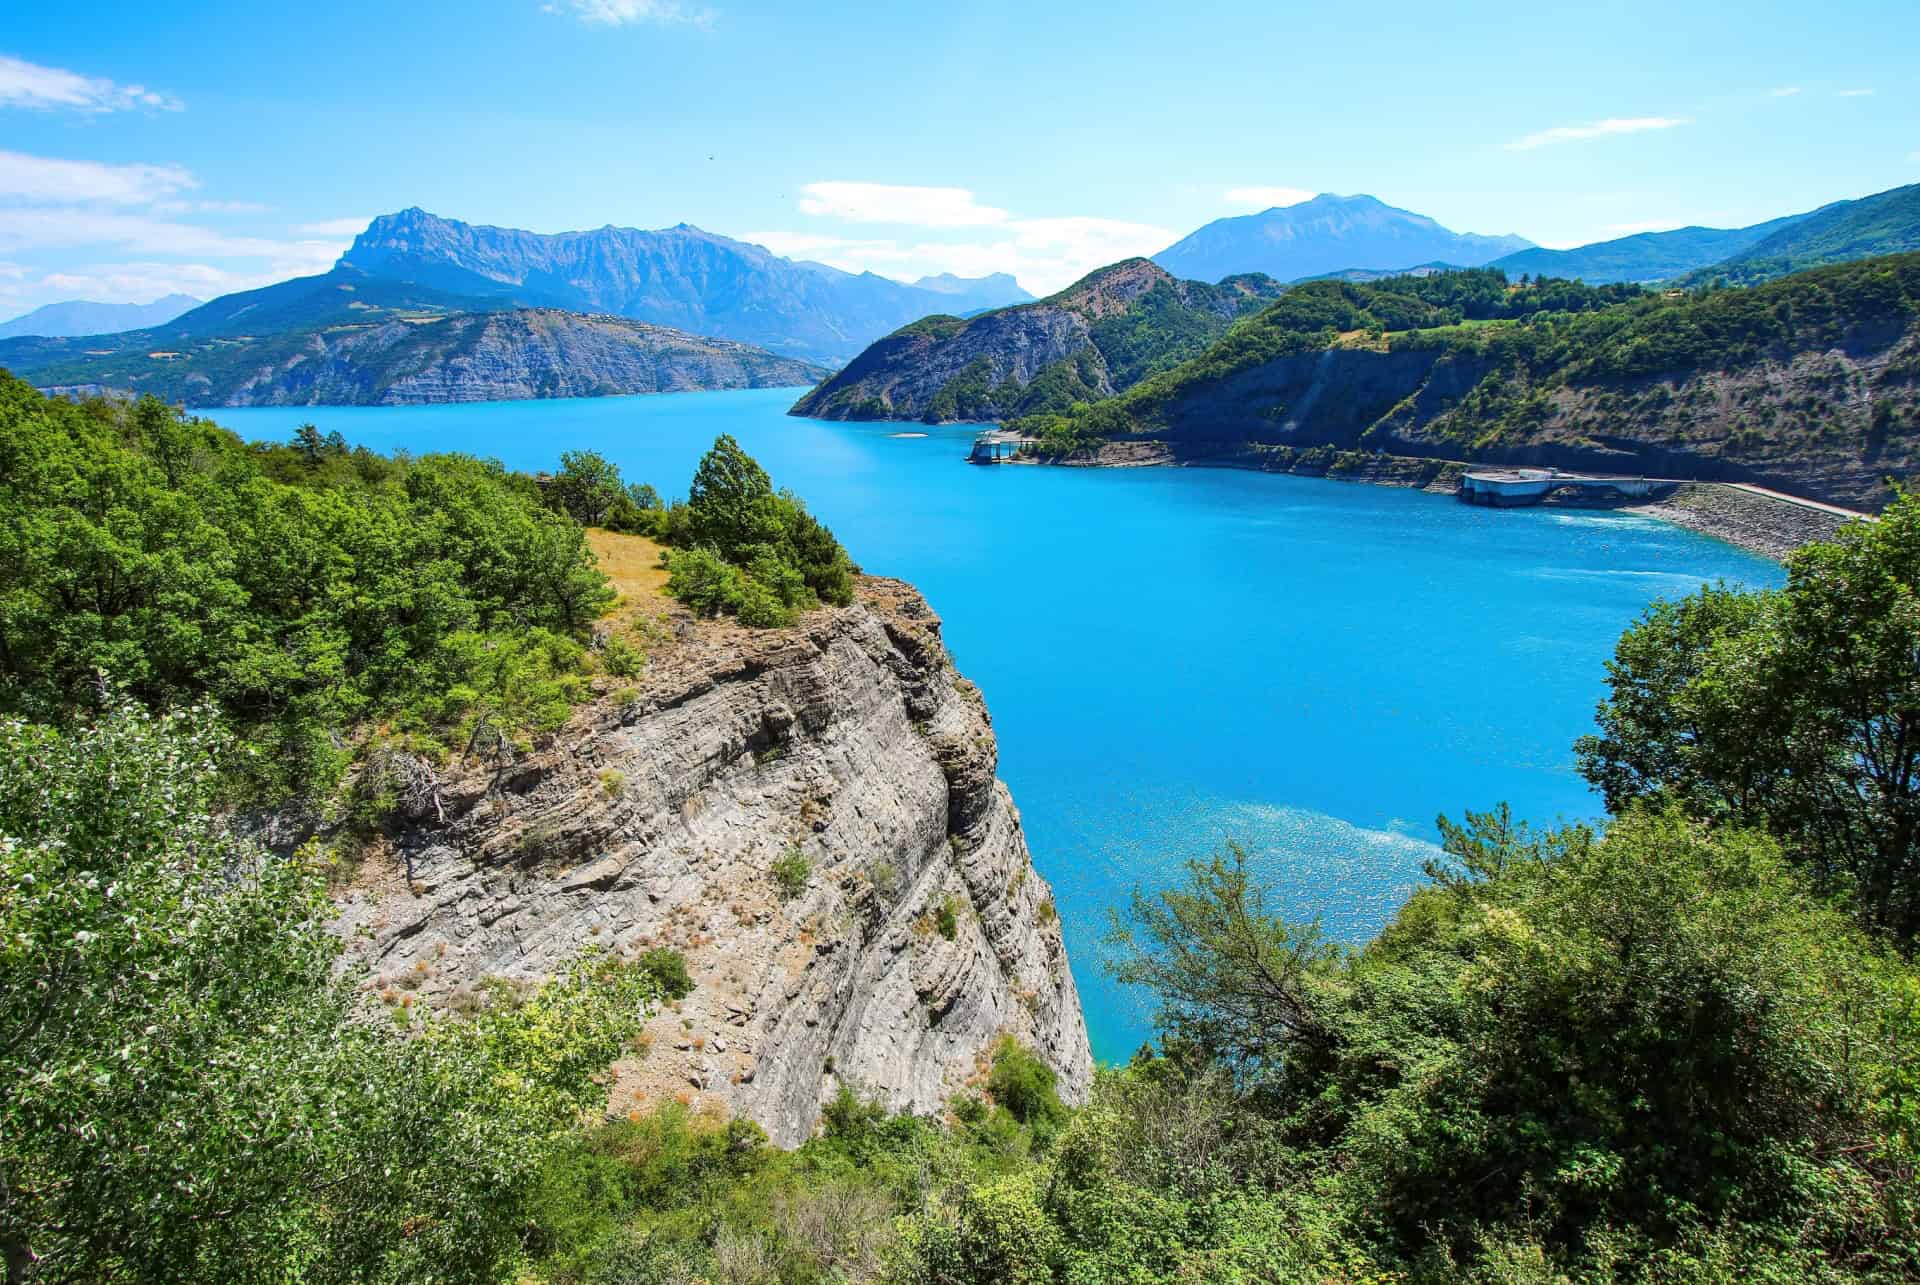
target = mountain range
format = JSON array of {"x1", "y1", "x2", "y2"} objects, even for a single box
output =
[
  {"x1": 1153, "y1": 194, "x2": 1532, "y2": 284},
  {"x1": 1147, "y1": 184, "x2": 1920, "y2": 289},
  {"x1": 789, "y1": 259, "x2": 1282, "y2": 422},
  {"x1": 336, "y1": 209, "x2": 1031, "y2": 363},
  {"x1": 0, "y1": 294, "x2": 202, "y2": 340}
]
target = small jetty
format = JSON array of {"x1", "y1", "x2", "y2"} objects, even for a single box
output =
[
  {"x1": 967, "y1": 429, "x2": 1038, "y2": 464},
  {"x1": 1458, "y1": 468, "x2": 1675, "y2": 508}
]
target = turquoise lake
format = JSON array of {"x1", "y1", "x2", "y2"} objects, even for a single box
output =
[{"x1": 215, "y1": 388, "x2": 1783, "y2": 1063}]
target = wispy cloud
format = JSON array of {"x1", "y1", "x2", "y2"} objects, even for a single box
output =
[
  {"x1": 153, "y1": 199, "x2": 274, "y2": 215},
  {"x1": 0, "y1": 53, "x2": 182, "y2": 113},
  {"x1": 796, "y1": 182, "x2": 1009, "y2": 227},
  {"x1": 758, "y1": 183, "x2": 1175, "y2": 293},
  {"x1": 1504, "y1": 116, "x2": 1689, "y2": 151},
  {"x1": 295, "y1": 216, "x2": 374, "y2": 237},
  {"x1": 0, "y1": 207, "x2": 341, "y2": 263},
  {"x1": 0, "y1": 150, "x2": 198, "y2": 205},
  {"x1": 546, "y1": 0, "x2": 714, "y2": 26},
  {"x1": 1769, "y1": 86, "x2": 1802, "y2": 97},
  {"x1": 1837, "y1": 88, "x2": 1874, "y2": 97},
  {"x1": 1224, "y1": 185, "x2": 1315, "y2": 209}
]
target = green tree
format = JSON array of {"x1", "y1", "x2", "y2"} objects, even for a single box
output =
[
  {"x1": 0, "y1": 703, "x2": 664, "y2": 1284},
  {"x1": 685, "y1": 433, "x2": 773, "y2": 559},
  {"x1": 548, "y1": 449, "x2": 626, "y2": 527},
  {"x1": 1578, "y1": 494, "x2": 1920, "y2": 939}
]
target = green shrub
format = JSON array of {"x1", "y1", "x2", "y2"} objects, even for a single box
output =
[
  {"x1": 936, "y1": 893, "x2": 959, "y2": 940},
  {"x1": 658, "y1": 436, "x2": 858, "y2": 629},
  {"x1": 987, "y1": 1039, "x2": 1066, "y2": 1128},
  {"x1": 772, "y1": 846, "x2": 811, "y2": 899},
  {"x1": 597, "y1": 633, "x2": 645, "y2": 678}
]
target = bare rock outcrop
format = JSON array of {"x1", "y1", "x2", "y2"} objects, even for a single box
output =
[{"x1": 331, "y1": 578, "x2": 1092, "y2": 1145}]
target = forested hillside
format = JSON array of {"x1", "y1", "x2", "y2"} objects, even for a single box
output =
[
  {"x1": 1677, "y1": 182, "x2": 1920, "y2": 287},
  {"x1": 1016, "y1": 253, "x2": 1920, "y2": 508},
  {"x1": 0, "y1": 377, "x2": 854, "y2": 804},
  {"x1": 788, "y1": 259, "x2": 1281, "y2": 422}
]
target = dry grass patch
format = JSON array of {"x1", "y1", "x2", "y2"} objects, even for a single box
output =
[{"x1": 588, "y1": 528, "x2": 672, "y2": 607}]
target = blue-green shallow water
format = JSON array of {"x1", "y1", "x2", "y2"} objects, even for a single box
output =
[{"x1": 215, "y1": 388, "x2": 1783, "y2": 1063}]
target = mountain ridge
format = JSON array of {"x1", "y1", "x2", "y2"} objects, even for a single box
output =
[
  {"x1": 337, "y1": 207, "x2": 1030, "y2": 363},
  {"x1": 0, "y1": 270, "x2": 825, "y2": 406},
  {"x1": 1153, "y1": 193, "x2": 1531, "y2": 284},
  {"x1": 788, "y1": 258, "x2": 1282, "y2": 422},
  {"x1": 0, "y1": 293, "x2": 203, "y2": 339}
]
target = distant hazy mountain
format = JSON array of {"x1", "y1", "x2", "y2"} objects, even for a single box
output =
[
  {"x1": 790, "y1": 258, "x2": 1282, "y2": 423},
  {"x1": 1674, "y1": 183, "x2": 1920, "y2": 287},
  {"x1": 1490, "y1": 217, "x2": 1807, "y2": 284},
  {"x1": 335, "y1": 208, "x2": 1030, "y2": 363},
  {"x1": 1153, "y1": 194, "x2": 1532, "y2": 284},
  {"x1": 910, "y1": 271, "x2": 1034, "y2": 313},
  {"x1": 0, "y1": 294, "x2": 201, "y2": 339}
]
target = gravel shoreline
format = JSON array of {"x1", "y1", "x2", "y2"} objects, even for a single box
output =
[{"x1": 1068, "y1": 441, "x2": 1864, "y2": 562}]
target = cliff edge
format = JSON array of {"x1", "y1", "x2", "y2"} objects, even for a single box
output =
[{"x1": 330, "y1": 577, "x2": 1092, "y2": 1145}]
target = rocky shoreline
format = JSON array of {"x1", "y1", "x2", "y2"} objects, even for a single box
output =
[{"x1": 1065, "y1": 439, "x2": 1860, "y2": 560}]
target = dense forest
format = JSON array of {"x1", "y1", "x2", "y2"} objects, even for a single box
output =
[
  {"x1": 0, "y1": 376, "x2": 855, "y2": 803},
  {"x1": 6, "y1": 379, "x2": 1920, "y2": 1282}
]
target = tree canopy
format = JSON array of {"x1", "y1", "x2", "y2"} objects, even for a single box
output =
[
  {"x1": 1579, "y1": 491, "x2": 1920, "y2": 940},
  {"x1": 0, "y1": 702, "x2": 678, "y2": 1284},
  {"x1": 0, "y1": 375, "x2": 614, "y2": 800}
]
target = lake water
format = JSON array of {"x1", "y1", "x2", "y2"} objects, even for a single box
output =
[{"x1": 215, "y1": 388, "x2": 1783, "y2": 1063}]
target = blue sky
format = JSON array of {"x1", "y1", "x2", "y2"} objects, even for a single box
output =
[{"x1": 3, "y1": 0, "x2": 1916, "y2": 315}]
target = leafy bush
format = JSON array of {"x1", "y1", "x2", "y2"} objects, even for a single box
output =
[
  {"x1": 0, "y1": 703, "x2": 663, "y2": 1284},
  {"x1": 656, "y1": 435, "x2": 858, "y2": 629},
  {"x1": 771, "y1": 845, "x2": 811, "y2": 899},
  {"x1": 987, "y1": 1040, "x2": 1067, "y2": 1128}
]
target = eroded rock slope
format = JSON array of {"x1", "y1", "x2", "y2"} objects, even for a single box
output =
[{"x1": 332, "y1": 579, "x2": 1092, "y2": 1145}]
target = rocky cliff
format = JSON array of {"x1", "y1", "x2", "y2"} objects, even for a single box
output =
[
  {"x1": 790, "y1": 259, "x2": 1281, "y2": 423},
  {"x1": 330, "y1": 578, "x2": 1092, "y2": 1146}
]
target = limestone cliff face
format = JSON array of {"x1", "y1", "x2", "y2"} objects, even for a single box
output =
[{"x1": 331, "y1": 579, "x2": 1092, "y2": 1145}]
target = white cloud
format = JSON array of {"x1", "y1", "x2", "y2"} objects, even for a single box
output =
[
  {"x1": 1504, "y1": 116, "x2": 1689, "y2": 151},
  {"x1": 754, "y1": 198, "x2": 1175, "y2": 294},
  {"x1": 1769, "y1": 86, "x2": 1801, "y2": 97},
  {"x1": 295, "y1": 216, "x2": 374, "y2": 237},
  {"x1": 797, "y1": 181, "x2": 1009, "y2": 228},
  {"x1": 547, "y1": 0, "x2": 714, "y2": 25},
  {"x1": 152, "y1": 199, "x2": 274, "y2": 215},
  {"x1": 0, "y1": 54, "x2": 182, "y2": 113},
  {"x1": 773, "y1": 178, "x2": 1177, "y2": 290},
  {"x1": 1837, "y1": 88, "x2": 1874, "y2": 97},
  {"x1": 29, "y1": 259, "x2": 319, "y2": 304},
  {"x1": 0, "y1": 208, "x2": 347, "y2": 279},
  {"x1": 1224, "y1": 186, "x2": 1315, "y2": 208},
  {"x1": 0, "y1": 150, "x2": 198, "y2": 205}
]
